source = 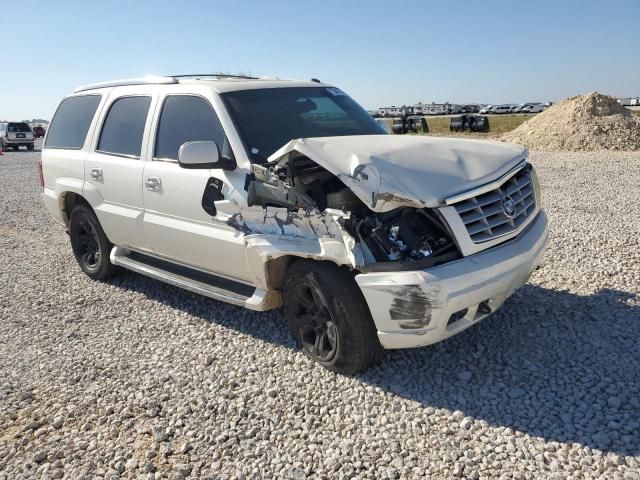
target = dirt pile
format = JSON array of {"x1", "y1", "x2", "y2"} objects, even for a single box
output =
[{"x1": 501, "y1": 92, "x2": 640, "y2": 151}]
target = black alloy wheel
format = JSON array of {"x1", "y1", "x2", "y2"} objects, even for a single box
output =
[
  {"x1": 74, "y1": 216, "x2": 102, "y2": 271},
  {"x1": 283, "y1": 260, "x2": 383, "y2": 374},
  {"x1": 287, "y1": 282, "x2": 338, "y2": 362},
  {"x1": 68, "y1": 204, "x2": 121, "y2": 280}
]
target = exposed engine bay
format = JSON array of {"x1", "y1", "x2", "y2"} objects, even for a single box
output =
[
  {"x1": 243, "y1": 153, "x2": 461, "y2": 268},
  {"x1": 349, "y1": 208, "x2": 459, "y2": 265}
]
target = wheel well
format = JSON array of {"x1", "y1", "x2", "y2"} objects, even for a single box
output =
[
  {"x1": 62, "y1": 192, "x2": 92, "y2": 226},
  {"x1": 264, "y1": 256, "x2": 298, "y2": 291},
  {"x1": 264, "y1": 255, "x2": 357, "y2": 291}
]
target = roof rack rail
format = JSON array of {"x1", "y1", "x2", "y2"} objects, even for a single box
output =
[
  {"x1": 74, "y1": 76, "x2": 177, "y2": 93},
  {"x1": 73, "y1": 73, "x2": 262, "y2": 93},
  {"x1": 170, "y1": 74, "x2": 259, "y2": 80}
]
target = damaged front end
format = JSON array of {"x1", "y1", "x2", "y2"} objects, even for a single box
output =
[
  {"x1": 214, "y1": 132, "x2": 541, "y2": 344},
  {"x1": 237, "y1": 148, "x2": 461, "y2": 274}
]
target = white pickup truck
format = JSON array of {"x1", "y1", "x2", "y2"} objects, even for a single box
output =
[{"x1": 41, "y1": 75, "x2": 548, "y2": 374}]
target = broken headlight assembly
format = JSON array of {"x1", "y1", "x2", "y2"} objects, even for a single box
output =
[{"x1": 351, "y1": 208, "x2": 461, "y2": 269}]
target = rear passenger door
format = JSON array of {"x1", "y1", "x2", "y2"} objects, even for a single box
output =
[
  {"x1": 141, "y1": 94, "x2": 250, "y2": 281},
  {"x1": 83, "y1": 92, "x2": 155, "y2": 250}
]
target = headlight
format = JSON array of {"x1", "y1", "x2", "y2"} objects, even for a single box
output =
[{"x1": 530, "y1": 164, "x2": 543, "y2": 208}]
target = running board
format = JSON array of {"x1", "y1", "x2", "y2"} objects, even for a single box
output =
[{"x1": 110, "y1": 247, "x2": 255, "y2": 307}]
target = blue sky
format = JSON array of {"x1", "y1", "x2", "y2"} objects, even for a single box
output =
[{"x1": 2, "y1": 0, "x2": 639, "y2": 120}]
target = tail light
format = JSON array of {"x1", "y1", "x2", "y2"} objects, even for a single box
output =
[{"x1": 38, "y1": 159, "x2": 44, "y2": 191}]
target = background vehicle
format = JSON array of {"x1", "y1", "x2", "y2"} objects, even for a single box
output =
[
  {"x1": 479, "y1": 104, "x2": 493, "y2": 114},
  {"x1": 0, "y1": 122, "x2": 35, "y2": 150},
  {"x1": 41, "y1": 75, "x2": 548, "y2": 374},
  {"x1": 32, "y1": 126, "x2": 46, "y2": 138},
  {"x1": 490, "y1": 105, "x2": 513, "y2": 114},
  {"x1": 519, "y1": 103, "x2": 544, "y2": 113},
  {"x1": 462, "y1": 104, "x2": 480, "y2": 113}
]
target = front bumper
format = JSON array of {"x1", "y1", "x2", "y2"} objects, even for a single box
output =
[{"x1": 355, "y1": 210, "x2": 549, "y2": 349}]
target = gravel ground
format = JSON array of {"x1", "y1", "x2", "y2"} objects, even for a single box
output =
[{"x1": 1, "y1": 142, "x2": 639, "y2": 479}]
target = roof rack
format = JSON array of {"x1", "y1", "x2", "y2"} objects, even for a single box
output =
[
  {"x1": 170, "y1": 74, "x2": 259, "y2": 80},
  {"x1": 74, "y1": 74, "x2": 265, "y2": 92},
  {"x1": 74, "y1": 75, "x2": 178, "y2": 93}
]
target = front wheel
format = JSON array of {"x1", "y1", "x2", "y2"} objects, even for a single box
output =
[
  {"x1": 69, "y1": 204, "x2": 121, "y2": 280},
  {"x1": 283, "y1": 260, "x2": 382, "y2": 375}
]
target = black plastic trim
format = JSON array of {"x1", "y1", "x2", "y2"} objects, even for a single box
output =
[{"x1": 128, "y1": 252, "x2": 256, "y2": 297}]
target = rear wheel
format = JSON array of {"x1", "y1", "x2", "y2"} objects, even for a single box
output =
[
  {"x1": 283, "y1": 260, "x2": 382, "y2": 375},
  {"x1": 69, "y1": 204, "x2": 121, "y2": 280},
  {"x1": 27, "y1": 144, "x2": 34, "y2": 151}
]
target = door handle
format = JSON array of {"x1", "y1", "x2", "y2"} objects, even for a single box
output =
[
  {"x1": 144, "y1": 176, "x2": 161, "y2": 192},
  {"x1": 89, "y1": 168, "x2": 103, "y2": 181}
]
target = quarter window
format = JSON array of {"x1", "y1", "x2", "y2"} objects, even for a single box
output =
[
  {"x1": 44, "y1": 95, "x2": 101, "y2": 149},
  {"x1": 154, "y1": 95, "x2": 231, "y2": 161},
  {"x1": 97, "y1": 96, "x2": 151, "y2": 157}
]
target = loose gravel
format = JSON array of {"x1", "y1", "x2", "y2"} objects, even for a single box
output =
[{"x1": 1, "y1": 143, "x2": 639, "y2": 479}]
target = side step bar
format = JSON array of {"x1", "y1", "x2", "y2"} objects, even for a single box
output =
[{"x1": 110, "y1": 247, "x2": 255, "y2": 307}]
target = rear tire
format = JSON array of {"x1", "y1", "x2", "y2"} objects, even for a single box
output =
[
  {"x1": 69, "y1": 204, "x2": 121, "y2": 280},
  {"x1": 283, "y1": 260, "x2": 382, "y2": 375},
  {"x1": 27, "y1": 144, "x2": 34, "y2": 151}
]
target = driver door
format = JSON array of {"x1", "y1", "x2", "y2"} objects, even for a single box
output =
[{"x1": 141, "y1": 93, "x2": 250, "y2": 282}]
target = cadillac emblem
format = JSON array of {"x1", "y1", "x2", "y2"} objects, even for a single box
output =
[{"x1": 501, "y1": 195, "x2": 516, "y2": 219}]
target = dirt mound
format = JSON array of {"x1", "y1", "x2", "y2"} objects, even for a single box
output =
[{"x1": 501, "y1": 92, "x2": 640, "y2": 151}]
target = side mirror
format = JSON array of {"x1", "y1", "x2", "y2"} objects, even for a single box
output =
[{"x1": 177, "y1": 141, "x2": 236, "y2": 170}]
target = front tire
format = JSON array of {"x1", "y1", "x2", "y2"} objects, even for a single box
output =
[
  {"x1": 69, "y1": 204, "x2": 121, "y2": 280},
  {"x1": 283, "y1": 260, "x2": 382, "y2": 375}
]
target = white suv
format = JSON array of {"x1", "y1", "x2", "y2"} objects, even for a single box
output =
[
  {"x1": 41, "y1": 75, "x2": 549, "y2": 374},
  {"x1": 0, "y1": 122, "x2": 35, "y2": 151}
]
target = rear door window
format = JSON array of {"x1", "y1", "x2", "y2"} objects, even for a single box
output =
[
  {"x1": 45, "y1": 95, "x2": 101, "y2": 149},
  {"x1": 97, "y1": 96, "x2": 151, "y2": 158},
  {"x1": 154, "y1": 95, "x2": 231, "y2": 161}
]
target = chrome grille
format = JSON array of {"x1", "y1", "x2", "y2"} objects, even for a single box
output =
[{"x1": 453, "y1": 166, "x2": 536, "y2": 243}]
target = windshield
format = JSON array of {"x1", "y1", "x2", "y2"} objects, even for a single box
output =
[
  {"x1": 8, "y1": 123, "x2": 31, "y2": 133},
  {"x1": 222, "y1": 87, "x2": 386, "y2": 163}
]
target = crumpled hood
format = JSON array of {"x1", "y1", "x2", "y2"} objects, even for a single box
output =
[{"x1": 268, "y1": 134, "x2": 527, "y2": 212}]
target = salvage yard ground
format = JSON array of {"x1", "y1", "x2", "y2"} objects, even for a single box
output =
[{"x1": 0, "y1": 140, "x2": 639, "y2": 478}]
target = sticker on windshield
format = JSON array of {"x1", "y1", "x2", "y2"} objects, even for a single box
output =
[{"x1": 326, "y1": 87, "x2": 347, "y2": 96}]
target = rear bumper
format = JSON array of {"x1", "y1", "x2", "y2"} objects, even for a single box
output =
[
  {"x1": 355, "y1": 210, "x2": 549, "y2": 349},
  {"x1": 4, "y1": 139, "x2": 33, "y2": 145}
]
